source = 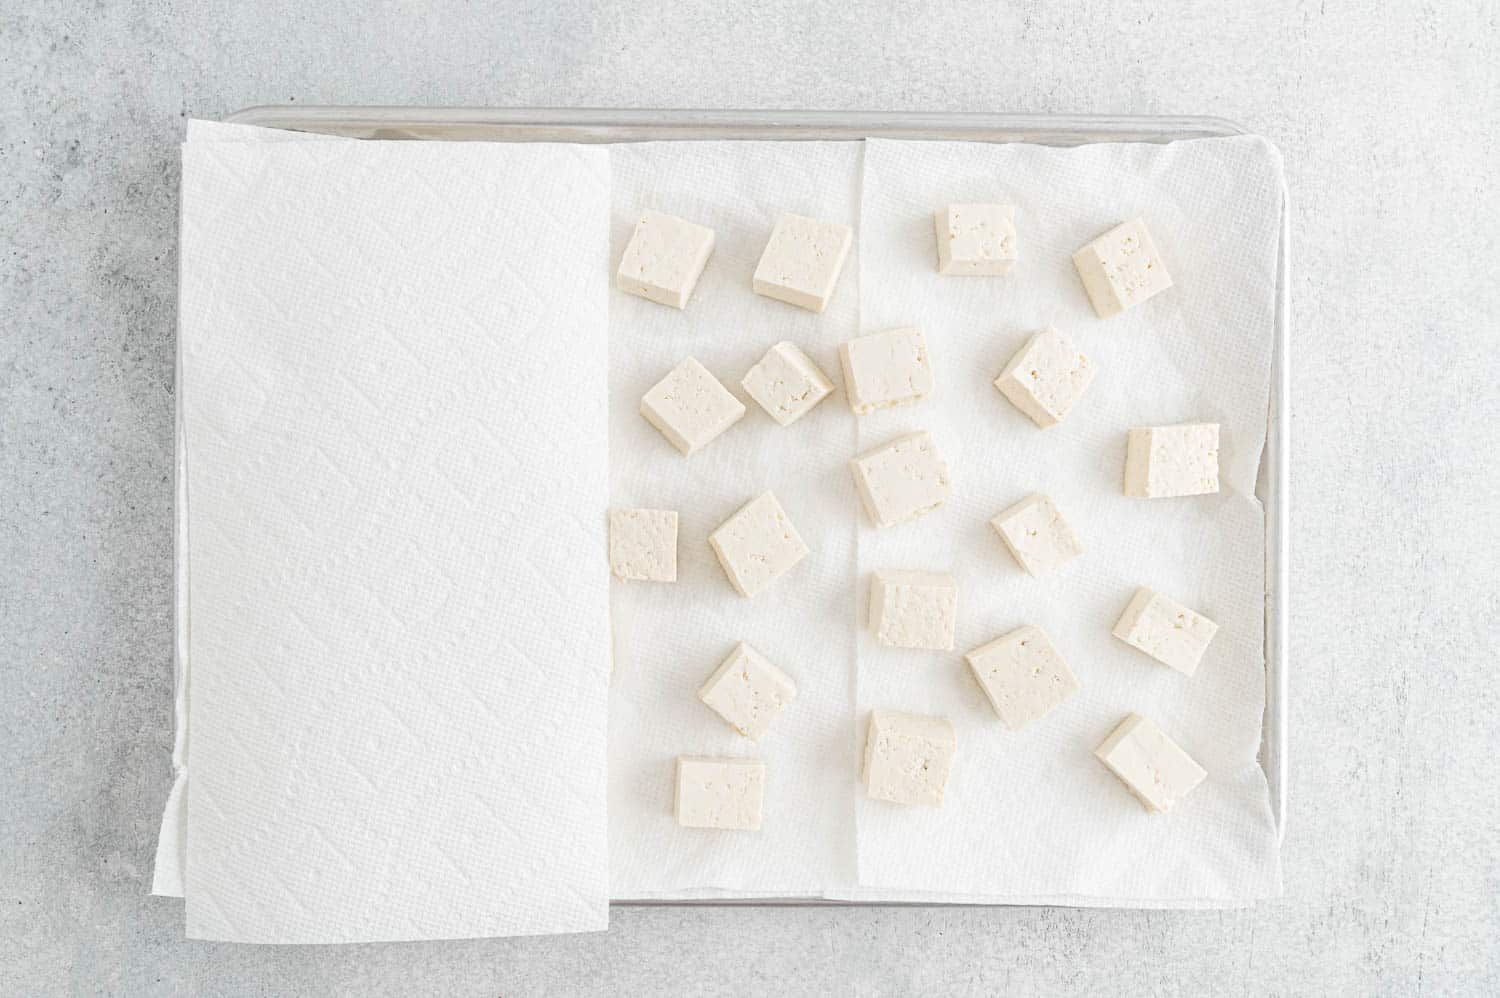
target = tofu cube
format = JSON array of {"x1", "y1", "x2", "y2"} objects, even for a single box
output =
[
  {"x1": 1112, "y1": 587, "x2": 1219, "y2": 677},
  {"x1": 674, "y1": 757, "x2": 765, "y2": 830},
  {"x1": 698, "y1": 642, "x2": 798, "y2": 740},
  {"x1": 868, "y1": 570, "x2": 957, "y2": 650},
  {"x1": 964, "y1": 626, "x2": 1081, "y2": 731},
  {"x1": 839, "y1": 327, "x2": 934, "y2": 415},
  {"x1": 1123, "y1": 423, "x2": 1220, "y2": 497},
  {"x1": 607, "y1": 507, "x2": 678, "y2": 582},
  {"x1": 863, "y1": 709, "x2": 957, "y2": 807},
  {"x1": 934, "y1": 203, "x2": 1016, "y2": 275},
  {"x1": 615, "y1": 209, "x2": 716, "y2": 309},
  {"x1": 1072, "y1": 218, "x2": 1173, "y2": 318},
  {"x1": 989, "y1": 493, "x2": 1083, "y2": 576},
  {"x1": 1094, "y1": 714, "x2": 1206, "y2": 813},
  {"x1": 640, "y1": 357, "x2": 746, "y2": 456},
  {"x1": 708, "y1": 491, "x2": 809, "y2": 597},
  {"x1": 752, "y1": 212, "x2": 854, "y2": 313},
  {"x1": 994, "y1": 326, "x2": 1095, "y2": 428},
  {"x1": 849, "y1": 432, "x2": 951, "y2": 528},
  {"x1": 740, "y1": 341, "x2": 835, "y2": 426}
]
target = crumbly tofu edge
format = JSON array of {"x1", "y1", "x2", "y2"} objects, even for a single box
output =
[
  {"x1": 848, "y1": 432, "x2": 952, "y2": 528},
  {"x1": 607, "y1": 507, "x2": 679, "y2": 582},
  {"x1": 706, "y1": 492, "x2": 810, "y2": 598},
  {"x1": 750, "y1": 214, "x2": 854, "y2": 313},
  {"x1": 1093, "y1": 714, "x2": 1207, "y2": 814},
  {"x1": 615, "y1": 210, "x2": 716, "y2": 309},
  {"x1": 838, "y1": 327, "x2": 933, "y2": 416},
  {"x1": 868, "y1": 570, "x2": 958, "y2": 650},
  {"x1": 741, "y1": 341, "x2": 835, "y2": 426},
  {"x1": 697, "y1": 642, "x2": 799, "y2": 740},
  {"x1": 639, "y1": 358, "x2": 747, "y2": 457}
]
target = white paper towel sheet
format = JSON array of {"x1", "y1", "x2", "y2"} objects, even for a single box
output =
[
  {"x1": 851, "y1": 138, "x2": 1284, "y2": 901},
  {"x1": 606, "y1": 142, "x2": 863, "y2": 897},
  {"x1": 173, "y1": 132, "x2": 613, "y2": 941}
]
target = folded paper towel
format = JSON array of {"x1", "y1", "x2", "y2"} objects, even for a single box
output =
[{"x1": 170, "y1": 126, "x2": 612, "y2": 942}]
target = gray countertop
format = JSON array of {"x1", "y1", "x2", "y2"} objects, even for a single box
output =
[{"x1": 3, "y1": 2, "x2": 1497, "y2": 994}]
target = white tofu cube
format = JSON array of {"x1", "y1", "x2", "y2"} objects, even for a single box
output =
[
  {"x1": 615, "y1": 209, "x2": 716, "y2": 309},
  {"x1": 868, "y1": 570, "x2": 957, "y2": 650},
  {"x1": 751, "y1": 212, "x2": 853, "y2": 313},
  {"x1": 839, "y1": 327, "x2": 934, "y2": 415},
  {"x1": 863, "y1": 709, "x2": 957, "y2": 807},
  {"x1": 934, "y1": 203, "x2": 1016, "y2": 275},
  {"x1": 993, "y1": 326, "x2": 1095, "y2": 428},
  {"x1": 607, "y1": 507, "x2": 678, "y2": 582},
  {"x1": 1094, "y1": 714, "x2": 1206, "y2": 813},
  {"x1": 1072, "y1": 218, "x2": 1173, "y2": 318},
  {"x1": 849, "y1": 432, "x2": 951, "y2": 528},
  {"x1": 1123, "y1": 423, "x2": 1220, "y2": 497},
  {"x1": 640, "y1": 357, "x2": 746, "y2": 456},
  {"x1": 1112, "y1": 587, "x2": 1219, "y2": 677},
  {"x1": 989, "y1": 493, "x2": 1083, "y2": 576},
  {"x1": 740, "y1": 341, "x2": 835, "y2": 426},
  {"x1": 708, "y1": 491, "x2": 809, "y2": 597},
  {"x1": 698, "y1": 642, "x2": 798, "y2": 740},
  {"x1": 674, "y1": 757, "x2": 765, "y2": 830},
  {"x1": 964, "y1": 626, "x2": 1081, "y2": 731}
]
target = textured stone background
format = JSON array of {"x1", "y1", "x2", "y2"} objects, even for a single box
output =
[{"x1": 2, "y1": 2, "x2": 1496, "y2": 994}]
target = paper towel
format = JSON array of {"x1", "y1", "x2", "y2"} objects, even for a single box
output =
[
  {"x1": 851, "y1": 138, "x2": 1284, "y2": 901},
  {"x1": 606, "y1": 142, "x2": 863, "y2": 897},
  {"x1": 175, "y1": 135, "x2": 613, "y2": 941}
]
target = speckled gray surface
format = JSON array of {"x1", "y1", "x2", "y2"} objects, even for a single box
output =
[{"x1": 3, "y1": 2, "x2": 1497, "y2": 995}]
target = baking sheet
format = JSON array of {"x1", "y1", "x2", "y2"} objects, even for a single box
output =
[{"x1": 211, "y1": 108, "x2": 1290, "y2": 901}]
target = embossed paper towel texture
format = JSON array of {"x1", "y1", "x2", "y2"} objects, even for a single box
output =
[
  {"x1": 606, "y1": 142, "x2": 862, "y2": 897},
  {"x1": 177, "y1": 138, "x2": 612, "y2": 941},
  {"x1": 853, "y1": 138, "x2": 1284, "y2": 902}
]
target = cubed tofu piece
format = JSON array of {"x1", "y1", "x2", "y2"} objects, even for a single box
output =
[
  {"x1": 640, "y1": 357, "x2": 746, "y2": 456},
  {"x1": 615, "y1": 209, "x2": 716, "y2": 309},
  {"x1": 1094, "y1": 714, "x2": 1206, "y2": 813},
  {"x1": 607, "y1": 507, "x2": 678, "y2": 582},
  {"x1": 751, "y1": 212, "x2": 853, "y2": 313},
  {"x1": 934, "y1": 203, "x2": 1016, "y2": 275},
  {"x1": 868, "y1": 570, "x2": 958, "y2": 650},
  {"x1": 1123, "y1": 423, "x2": 1220, "y2": 497},
  {"x1": 708, "y1": 491, "x2": 809, "y2": 597},
  {"x1": 674, "y1": 757, "x2": 765, "y2": 830},
  {"x1": 994, "y1": 326, "x2": 1096, "y2": 428},
  {"x1": 1072, "y1": 218, "x2": 1173, "y2": 318},
  {"x1": 740, "y1": 341, "x2": 835, "y2": 426},
  {"x1": 1112, "y1": 587, "x2": 1219, "y2": 677},
  {"x1": 863, "y1": 709, "x2": 957, "y2": 807},
  {"x1": 839, "y1": 327, "x2": 934, "y2": 415},
  {"x1": 989, "y1": 493, "x2": 1083, "y2": 576},
  {"x1": 849, "y1": 431, "x2": 952, "y2": 528},
  {"x1": 698, "y1": 642, "x2": 798, "y2": 740},
  {"x1": 964, "y1": 625, "x2": 1081, "y2": 731}
]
